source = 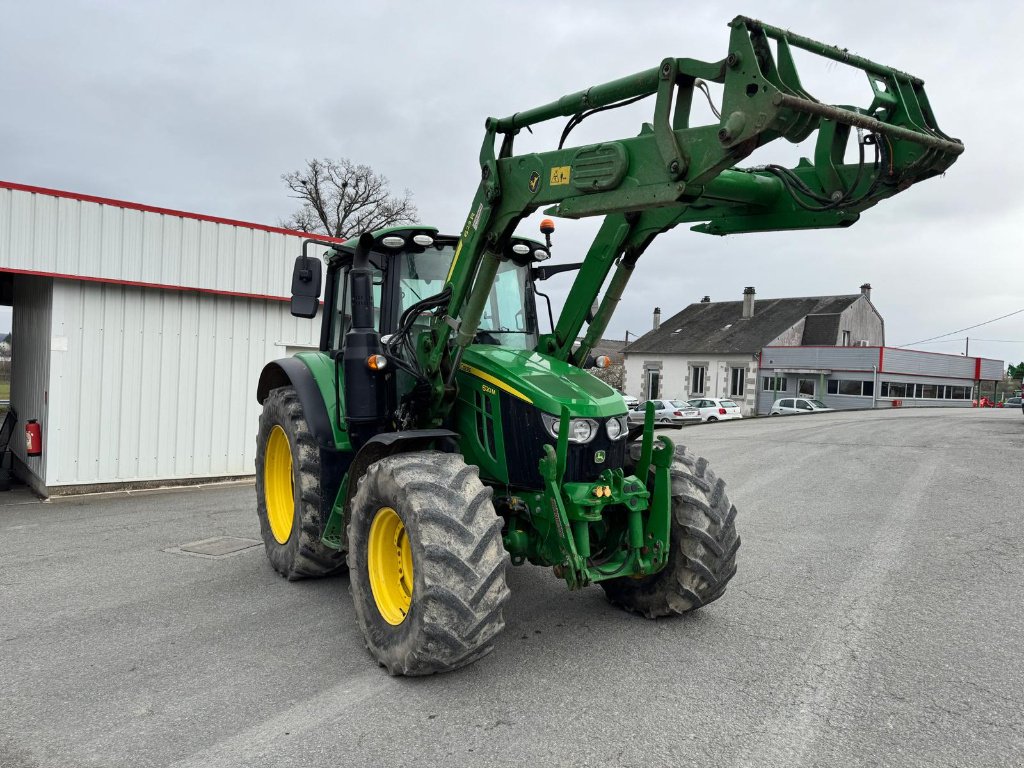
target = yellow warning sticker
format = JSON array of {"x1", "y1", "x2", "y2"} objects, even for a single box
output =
[{"x1": 550, "y1": 166, "x2": 571, "y2": 186}]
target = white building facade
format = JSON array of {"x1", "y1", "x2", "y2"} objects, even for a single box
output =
[
  {"x1": 624, "y1": 352, "x2": 759, "y2": 415},
  {"x1": 1, "y1": 181, "x2": 335, "y2": 496}
]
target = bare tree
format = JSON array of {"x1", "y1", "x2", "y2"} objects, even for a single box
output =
[{"x1": 282, "y1": 158, "x2": 418, "y2": 239}]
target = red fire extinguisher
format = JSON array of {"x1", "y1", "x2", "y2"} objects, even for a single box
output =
[{"x1": 25, "y1": 420, "x2": 42, "y2": 457}]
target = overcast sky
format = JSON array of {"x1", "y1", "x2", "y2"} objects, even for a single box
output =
[{"x1": 2, "y1": 1, "x2": 1022, "y2": 366}]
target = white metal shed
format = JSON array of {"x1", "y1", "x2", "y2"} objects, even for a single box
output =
[{"x1": 1, "y1": 181, "x2": 338, "y2": 496}]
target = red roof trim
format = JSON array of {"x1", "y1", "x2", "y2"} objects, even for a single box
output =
[
  {"x1": 0, "y1": 180, "x2": 344, "y2": 243},
  {"x1": 1, "y1": 266, "x2": 289, "y2": 302}
]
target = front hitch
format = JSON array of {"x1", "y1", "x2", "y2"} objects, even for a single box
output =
[{"x1": 540, "y1": 403, "x2": 675, "y2": 589}]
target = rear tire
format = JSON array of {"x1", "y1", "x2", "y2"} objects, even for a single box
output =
[
  {"x1": 255, "y1": 387, "x2": 347, "y2": 580},
  {"x1": 706, "y1": 416, "x2": 718, "y2": 423},
  {"x1": 348, "y1": 451, "x2": 511, "y2": 676},
  {"x1": 601, "y1": 442, "x2": 740, "y2": 617}
]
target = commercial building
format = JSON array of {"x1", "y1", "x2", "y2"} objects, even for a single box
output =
[
  {"x1": 1, "y1": 181, "x2": 334, "y2": 497},
  {"x1": 756, "y1": 345, "x2": 1003, "y2": 413}
]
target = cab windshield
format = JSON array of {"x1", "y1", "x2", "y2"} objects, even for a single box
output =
[{"x1": 399, "y1": 246, "x2": 537, "y2": 350}]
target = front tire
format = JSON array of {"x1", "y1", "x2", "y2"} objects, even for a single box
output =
[
  {"x1": 348, "y1": 451, "x2": 511, "y2": 676},
  {"x1": 255, "y1": 387, "x2": 346, "y2": 580},
  {"x1": 601, "y1": 443, "x2": 740, "y2": 617}
]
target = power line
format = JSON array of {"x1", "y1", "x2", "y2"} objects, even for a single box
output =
[
  {"x1": 895, "y1": 307, "x2": 1024, "y2": 347},
  {"x1": 912, "y1": 337, "x2": 1024, "y2": 345}
]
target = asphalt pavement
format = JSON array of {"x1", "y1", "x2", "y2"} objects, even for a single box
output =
[{"x1": 2, "y1": 408, "x2": 1023, "y2": 767}]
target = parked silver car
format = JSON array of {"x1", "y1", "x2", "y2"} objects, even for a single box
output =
[
  {"x1": 627, "y1": 399, "x2": 701, "y2": 425},
  {"x1": 770, "y1": 397, "x2": 833, "y2": 415}
]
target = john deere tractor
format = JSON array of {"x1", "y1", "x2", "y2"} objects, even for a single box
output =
[{"x1": 255, "y1": 16, "x2": 962, "y2": 675}]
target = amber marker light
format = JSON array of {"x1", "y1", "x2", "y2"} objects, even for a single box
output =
[{"x1": 367, "y1": 355, "x2": 388, "y2": 371}]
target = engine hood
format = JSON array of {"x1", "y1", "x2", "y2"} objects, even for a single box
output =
[{"x1": 457, "y1": 345, "x2": 627, "y2": 419}]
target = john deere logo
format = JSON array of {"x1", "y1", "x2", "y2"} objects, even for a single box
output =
[
  {"x1": 594, "y1": 450, "x2": 606, "y2": 464},
  {"x1": 528, "y1": 171, "x2": 540, "y2": 193}
]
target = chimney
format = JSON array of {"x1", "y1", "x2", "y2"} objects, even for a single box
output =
[
  {"x1": 860, "y1": 282, "x2": 872, "y2": 301},
  {"x1": 742, "y1": 286, "x2": 756, "y2": 319},
  {"x1": 653, "y1": 307, "x2": 661, "y2": 330},
  {"x1": 700, "y1": 295, "x2": 711, "y2": 303}
]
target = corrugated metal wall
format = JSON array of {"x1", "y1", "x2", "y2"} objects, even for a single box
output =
[
  {"x1": 980, "y1": 359, "x2": 1003, "y2": 380},
  {"x1": 883, "y1": 348, "x2": 975, "y2": 378},
  {"x1": 755, "y1": 346, "x2": 992, "y2": 414},
  {"x1": 10, "y1": 275, "x2": 52, "y2": 487},
  {"x1": 0, "y1": 186, "x2": 328, "y2": 298},
  {"x1": 760, "y1": 346, "x2": 881, "y2": 371},
  {"x1": 46, "y1": 279, "x2": 319, "y2": 487}
]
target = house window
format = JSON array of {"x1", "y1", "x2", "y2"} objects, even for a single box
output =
[
  {"x1": 842, "y1": 330, "x2": 851, "y2": 346},
  {"x1": 690, "y1": 366, "x2": 706, "y2": 395},
  {"x1": 729, "y1": 367, "x2": 745, "y2": 397},
  {"x1": 762, "y1": 375, "x2": 787, "y2": 391},
  {"x1": 798, "y1": 378, "x2": 815, "y2": 396}
]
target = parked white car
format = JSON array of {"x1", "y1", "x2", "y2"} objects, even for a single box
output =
[
  {"x1": 627, "y1": 399, "x2": 702, "y2": 425},
  {"x1": 686, "y1": 398, "x2": 743, "y2": 423},
  {"x1": 770, "y1": 397, "x2": 834, "y2": 415},
  {"x1": 622, "y1": 394, "x2": 639, "y2": 409}
]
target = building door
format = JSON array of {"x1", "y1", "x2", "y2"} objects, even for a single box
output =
[
  {"x1": 647, "y1": 369, "x2": 661, "y2": 400},
  {"x1": 798, "y1": 378, "x2": 816, "y2": 397}
]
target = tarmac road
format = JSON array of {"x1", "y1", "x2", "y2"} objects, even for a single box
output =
[{"x1": 2, "y1": 408, "x2": 1023, "y2": 767}]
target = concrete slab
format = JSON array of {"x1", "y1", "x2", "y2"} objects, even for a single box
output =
[{"x1": 1, "y1": 408, "x2": 1022, "y2": 767}]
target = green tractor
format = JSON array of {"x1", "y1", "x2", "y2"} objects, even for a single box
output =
[{"x1": 255, "y1": 16, "x2": 962, "y2": 675}]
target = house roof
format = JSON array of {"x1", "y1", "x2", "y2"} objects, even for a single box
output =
[
  {"x1": 626, "y1": 295, "x2": 861, "y2": 355},
  {"x1": 590, "y1": 338, "x2": 626, "y2": 363},
  {"x1": 800, "y1": 313, "x2": 842, "y2": 345}
]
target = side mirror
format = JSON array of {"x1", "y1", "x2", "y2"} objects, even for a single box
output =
[{"x1": 290, "y1": 256, "x2": 322, "y2": 318}]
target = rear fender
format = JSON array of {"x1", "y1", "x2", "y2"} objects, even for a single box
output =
[{"x1": 257, "y1": 358, "x2": 335, "y2": 450}]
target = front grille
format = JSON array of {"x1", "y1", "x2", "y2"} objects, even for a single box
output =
[{"x1": 498, "y1": 393, "x2": 625, "y2": 489}]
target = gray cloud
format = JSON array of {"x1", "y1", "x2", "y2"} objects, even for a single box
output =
[{"x1": 1, "y1": 1, "x2": 1022, "y2": 366}]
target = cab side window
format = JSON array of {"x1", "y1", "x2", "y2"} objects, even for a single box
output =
[{"x1": 329, "y1": 260, "x2": 385, "y2": 352}]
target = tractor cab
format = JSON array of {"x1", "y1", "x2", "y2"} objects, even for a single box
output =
[
  {"x1": 288, "y1": 227, "x2": 553, "y2": 447},
  {"x1": 313, "y1": 227, "x2": 545, "y2": 351}
]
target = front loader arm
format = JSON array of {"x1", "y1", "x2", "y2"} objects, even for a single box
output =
[{"x1": 418, "y1": 15, "x2": 963, "y2": 421}]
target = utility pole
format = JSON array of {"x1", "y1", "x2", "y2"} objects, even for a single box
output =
[{"x1": 965, "y1": 336, "x2": 969, "y2": 356}]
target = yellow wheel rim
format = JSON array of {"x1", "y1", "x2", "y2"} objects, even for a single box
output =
[
  {"x1": 367, "y1": 506, "x2": 414, "y2": 625},
  {"x1": 264, "y1": 425, "x2": 294, "y2": 545}
]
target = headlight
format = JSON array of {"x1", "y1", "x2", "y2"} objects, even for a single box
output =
[
  {"x1": 605, "y1": 415, "x2": 626, "y2": 440},
  {"x1": 541, "y1": 414, "x2": 598, "y2": 444}
]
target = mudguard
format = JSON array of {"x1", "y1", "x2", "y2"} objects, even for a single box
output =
[
  {"x1": 342, "y1": 429, "x2": 459, "y2": 511},
  {"x1": 257, "y1": 357, "x2": 335, "y2": 450}
]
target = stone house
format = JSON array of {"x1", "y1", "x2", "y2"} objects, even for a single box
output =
[{"x1": 623, "y1": 284, "x2": 883, "y2": 415}]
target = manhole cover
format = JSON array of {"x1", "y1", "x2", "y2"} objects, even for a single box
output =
[{"x1": 168, "y1": 536, "x2": 263, "y2": 559}]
